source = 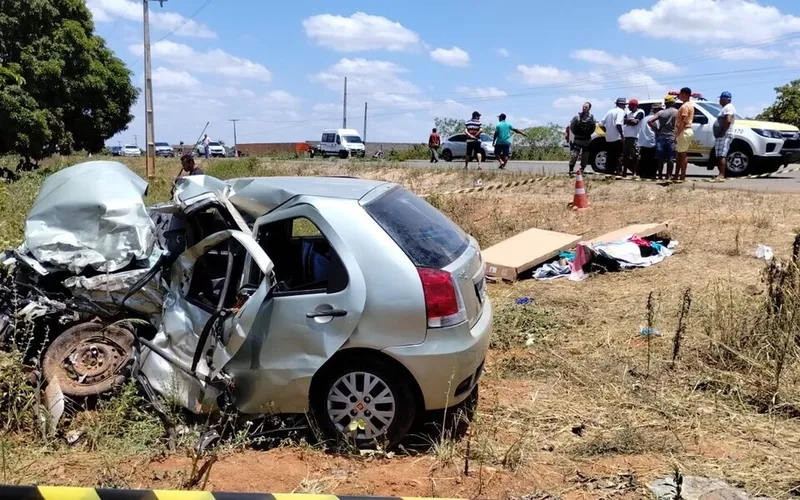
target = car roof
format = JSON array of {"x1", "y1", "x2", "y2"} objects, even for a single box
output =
[{"x1": 227, "y1": 176, "x2": 389, "y2": 217}]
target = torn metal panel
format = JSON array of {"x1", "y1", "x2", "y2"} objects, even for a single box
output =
[
  {"x1": 138, "y1": 230, "x2": 275, "y2": 414},
  {"x1": 173, "y1": 175, "x2": 233, "y2": 210},
  {"x1": 63, "y1": 269, "x2": 164, "y2": 320},
  {"x1": 23, "y1": 161, "x2": 155, "y2": 274}
]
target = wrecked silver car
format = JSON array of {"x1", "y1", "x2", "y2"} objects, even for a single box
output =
[{"x1": 0, "y1": 161, "x2": 493, "y2": 447}]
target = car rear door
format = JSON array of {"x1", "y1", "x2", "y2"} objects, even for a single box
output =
[
  {"x1": 237, "y1": 204, "x2": 367, "y2": 413},
  {"x1": 449, "y1": 134, "x2": 467, "y2": 157}
]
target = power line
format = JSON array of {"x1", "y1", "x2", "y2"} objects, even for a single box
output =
[{"x1": 128, "y1": 0, "x2": 214, "y2": 66}]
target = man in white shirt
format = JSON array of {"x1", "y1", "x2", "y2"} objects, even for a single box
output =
[
  {"x1": 622, "y1": 98, "x2": 645, "y2": 177},
  {"x1": 600, "y1": 97, "x2": 627, "y2": 175},
  {"x1": 714, "y1": 91, "x2": 736, "y2": 181},
  {"x1": 202, "y1": 134, "x2": 211, "y2": 159},
  {"x1": 638, "y1": 101, "x2": 661, "y2": 179}
]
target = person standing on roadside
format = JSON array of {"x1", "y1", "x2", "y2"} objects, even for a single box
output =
[
  {"x1": 600, "y1": 98, "x2": 626, "y2": 175},
  {"x1": 713, "y1": 91, "x2": 736, "y2": 181},
  {"x1": 465, "y1": 111, "x2": 483, "y2": 170},
  {"x1": 649, "y1": 95, "x2": 678, "y2": 180},
  {"x1": 202, "y1": 134, "x2": 211, "y2": 159},
  {"x1": 622, "y1": 98, "x2": 645, "y2": 177},
  {"x1": 638, "y1": 101, "x2": 661, "y2": 179},
  {"x1": 493, "y1": 113, "x2": 526, "y2": 170},
  {"x1": 568, "y1": 102, "x2": 596, "y2": 176},
  {"x1": 428, "y1": 128, "x2": 441, "y2": 163},
  {"x1": 675, "y1": 87, "x2": 695, "y2": 181}
]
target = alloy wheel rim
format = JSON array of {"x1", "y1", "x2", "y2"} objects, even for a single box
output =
[{"x1": 326, "y1": 371, "x2": 396, "y2": 440}]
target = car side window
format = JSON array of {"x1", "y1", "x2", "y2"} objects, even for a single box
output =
[
  {"x1": 450, "y1": 134, "x2": 467, "y2": 142},
  {"x1": 335, "y1": 135, "x2": 341, "y2": 145},
  {"x1": 256, "y1": 217, "x2": 348, "y2": 295}
]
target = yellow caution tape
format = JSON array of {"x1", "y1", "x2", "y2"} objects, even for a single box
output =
[{"x1": 0, "y1": 485, "x2": 464, "y2": 500}]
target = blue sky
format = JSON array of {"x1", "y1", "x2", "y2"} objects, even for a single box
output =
[{"x1": 87, "y1": 0, "x2": 800, "y2": 146}]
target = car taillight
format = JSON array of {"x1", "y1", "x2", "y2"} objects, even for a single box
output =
[{"x1": 417, "y1": 267, "x2": 467, "y2": 328}]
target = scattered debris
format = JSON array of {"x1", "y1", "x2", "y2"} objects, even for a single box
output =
[
  {"x1": 66, "y1": 430, "x2": 83, "y2": 446},
  {"x1": 640, "y1": 327, "x2": 663, "y2": 336},
  {"x1": 515, "y1": 297, "x2": 534, "y2": 306},
  {"x1": 755, "y1": 244, "x2": 774, "y2": 261},
  {"x1": 649, "y1": 476, "x2": 772, "y2": 500}
]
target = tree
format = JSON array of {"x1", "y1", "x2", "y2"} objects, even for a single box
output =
[
  {"x1": 757, "y1": 79, "x2": 800, "y2": 129},
  {"x1": 0, "y1": 0, "x2": 138, "y2": 163}
]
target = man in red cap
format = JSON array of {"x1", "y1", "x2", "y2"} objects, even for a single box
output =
[{"x1": 622, "y1": 98, "x2": 645, "y2": 177}]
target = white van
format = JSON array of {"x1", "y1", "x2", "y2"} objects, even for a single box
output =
[{"x1": 311, "y1": 129, "x2": 366, "y2": 158}]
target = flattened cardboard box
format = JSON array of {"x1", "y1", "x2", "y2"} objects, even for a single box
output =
[
  {"x1": 482, "y1": 228, "x2": 582, "y2": 282},
  {"x1": 589, "y1": 221, "x2": 671, "y2": 244}
]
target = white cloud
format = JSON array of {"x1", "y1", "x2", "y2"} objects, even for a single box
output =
[
  {"x1": 130, "y1": 40, "x2": 272, "y2": 82},
  {"x1": 87, "y1": 0, "x2": 216, "y2": 38},
  {"x1": 715, "y1": 47, "x2": 781, "y2": 60},
  {"x1": 570, "y1": 49, "x2": 682, "y2": 74},
  {"x1": 571, "y1": 49, "x2": 637, "y2": 68},
  {"x1": 312, "y1": 58, "x2": 430, "y2": 110},
  {"x1": 619, "y1": 0, "x2": 800, "y2": 43},
  {"x1": 430, "y1": 47, "x2": 470, "y2": 67},
  {"x1": 553, "y1": 95, "x2": 612, "y2": 111},
  {"x1": 151, "y1": 67, "x2": 200, "y2": 89},
  {"x1": 302, "y1": 12, "x2": 420, "y2": 52},
  {"x1": 456, "y1": 86, "x2": 507, "y2": 98},
  {"x1": 516, "y1": 65, "x2": 573, "y2": 85},
  {"x1": 497, "y1": 48, "x2": 510, "y2": 58}
]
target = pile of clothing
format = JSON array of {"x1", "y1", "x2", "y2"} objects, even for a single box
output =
[{"x1": 532, "y1": 236, "x2": 677, "y2": 281}]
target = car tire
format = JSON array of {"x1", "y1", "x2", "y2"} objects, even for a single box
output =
[
  {"x1": 339, "y1": 150, "x2": 350, "y2": 159},
  {"x1": 590, "y1": 140, "x2": 609, "y2": 173},
  {"x1": 43, "y1": 323, "x2": 134, "y2": 397},
  {"x1": 441, "y1": 149, "x2": 453, "y2": 162},
  {"x1": 725, "y1": 141, "x2": 754, "y2": 177},
  {"x1": 310, "y1": 355, "x2": 418, "y2": 450}
]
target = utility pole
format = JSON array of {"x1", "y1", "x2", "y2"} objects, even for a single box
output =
[
  {"x1": 342, "y1": 76, "x2": 347, "y2": 128},
  {"x1": 363, "y1": 102, "x2": 368, "y2": 144},
  {"x1": 143, "y1": 0, "x2": 166, "y2": 179},
  {"x1": 229, "y1": 119, "x2": 239, "y2": 158},
  {"x1": 133, "y1": 134, "x2": 138, "y2": 147}
]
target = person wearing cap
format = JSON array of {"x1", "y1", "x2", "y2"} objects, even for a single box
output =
[
  {"x1": 493, "y1": 113, "x2": 526, "y2": 169},
  {"x1": 714, "y1": 91, "x2": 736, "y2": 180},
  {"x1": 649, "y1": 96, "x2": 678, "y2": 180},
  {"x1": 638, "y1": 101, "x2": 662, "y2": 179},
  {"x1": 568, "y1": 102, "x2": 596, "y2": 176},
  {"x1": 464, "y1": 111, "x2": 483, "y2": 170},
  {"x1": 675, "y1": 86, "x2": 695, "y2": 181},
  {"x1": 622, "y1": 98, "x2": 646, "y2": 177},
  {"x1": 600, "y1": 98, "x2": 627, "y2": 175}
]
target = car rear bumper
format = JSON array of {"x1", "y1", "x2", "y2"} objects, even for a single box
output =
[{"x1": 382, "y1": 299, "x2": 493, "y2": 411}]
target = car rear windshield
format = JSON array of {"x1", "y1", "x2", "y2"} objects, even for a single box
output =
[{"x1": 364, "y1": 187, "x2": 469, "y2": 269}]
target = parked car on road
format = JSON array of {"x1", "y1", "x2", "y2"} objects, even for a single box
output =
[
  {"x1": 195, "y1": 141, "x2": 227, "y2": 158},
  {"x1": 568, "y1": 91, "x2": 800, "y2": 177},
  {"x1": 111, "y1": 146, "x2": 122, "y2": 156},
  {"x1": 440, "y1": 133, "x2": 497, "y2": 162},
  {"x1": 154, "y1": 142, "x2": 175, "y2": 158},
  {"x1": 122, "y1": 145, "x2": 141, "y2": 157},
  {"x1": 309, "y1": 129, "x2": 366, "y2": 158},
  {"x1": 0, "y1": 162, "x2": 492, "y2": 449}
]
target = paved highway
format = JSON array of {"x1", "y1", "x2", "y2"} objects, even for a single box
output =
[{"x1": 400, "y1": 159, "x2": 800, "y2": 193}]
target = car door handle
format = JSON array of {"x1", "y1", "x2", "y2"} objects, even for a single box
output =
[{"x1": 306, "y1": 309, "x2": 348, "y2": 319}]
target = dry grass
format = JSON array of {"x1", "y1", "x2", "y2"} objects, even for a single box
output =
[{"x1": 4, "y1": 156, "x2": 800, "y2": 496}]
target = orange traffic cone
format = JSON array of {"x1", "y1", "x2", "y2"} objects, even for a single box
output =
[{"x1": 571, "y1": 169, "x2": 590, "y2": 210}]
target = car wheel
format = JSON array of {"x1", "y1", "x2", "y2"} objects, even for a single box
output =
[
  {"x1": 311, "y1": 356, "x2": 417, "y2": 449},
  {"x1": 726, "y1": 141, "x2": 753, "y2": 177},
  {"x1": 339, "y1": 150, "x2": 350, "y2": 159},
  {"x1": 43, "y1": 323, "x2": 134, "y2": 397},
  {"x1": 441, "y1": 149, "x2": 453, "y2": 162}
]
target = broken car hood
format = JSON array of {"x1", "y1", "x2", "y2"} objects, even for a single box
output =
[{"x1": 23, "y1": 161, "x2": 155, "y2": 274}]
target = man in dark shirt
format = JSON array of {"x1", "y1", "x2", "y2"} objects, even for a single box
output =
[
  {"x1": 180, "y1": 154, "x2": 204, "y2": 176},
  {"x1": 428, "y1": 128, "x2": 441, "y2": 163}
]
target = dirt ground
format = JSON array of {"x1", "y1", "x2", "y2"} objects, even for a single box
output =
[{"x1": 4, "y1": 157, "x2": 800, "y2": 498}]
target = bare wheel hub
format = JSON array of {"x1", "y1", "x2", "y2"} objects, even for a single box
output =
[{"x1": 65, "y1": 340, "x2": 122, "y2": 383}]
